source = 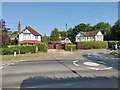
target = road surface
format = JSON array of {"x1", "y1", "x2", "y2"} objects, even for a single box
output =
[{"x1": 1, "y1": 49, "x2": 119, "y2": 89}]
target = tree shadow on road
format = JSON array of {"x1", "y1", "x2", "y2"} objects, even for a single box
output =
[{"x1": 20, "y1": 75, "x2": 118, "y2": 89}]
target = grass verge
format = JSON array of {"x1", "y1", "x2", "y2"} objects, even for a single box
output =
[{"x1": 1, "y1": 52, "x2": 48, "y2": 61}]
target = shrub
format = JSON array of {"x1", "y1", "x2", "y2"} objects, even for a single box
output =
[
  {"x1": 67, "y1": 44, "x2": 76, "y2": 51},
  {"x1": 2, "y1": 47, "x2": 19, "y2": 55},
  {"x1": 35, "y1": 43, "x2": 48, "y2": 52},
  {"x1": 77, "y1": 41, "x2": 108, "y2": 49},
  {"x1": 2, "y1": 45, "x2": 36, "y2": 55}
]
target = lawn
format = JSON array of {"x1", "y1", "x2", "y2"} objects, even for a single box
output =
[
  {"x1": 112, "y1": 50, "x2": 120, "y2": 56},
  {"x1": 1, "y1": 52, "x2": 49, "y2": 61}
]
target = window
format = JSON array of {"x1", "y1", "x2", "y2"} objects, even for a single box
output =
[
  {"x1": 97, "y1": 35, "x2": 102, "y2": 39},
  {"x1": 35, "y1": 36, "x2": 38, "y2": 39}
]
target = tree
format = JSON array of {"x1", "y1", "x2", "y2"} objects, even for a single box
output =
[
  {"x1": 93, "y1": 22, "x2": 111, "y2": 40},
  {"x1": 50, "y1": 28, "x2": 60, "y2": 41},
  {"x1": 42, "y1": 34, "x2": 50, "y2": 44},
  {"x1": 110, "y1": 20, "x2": 120, "y2": 40},
  {"x1": 0, "y1": 19, "x2": 11, "y2": 47},
  {"x1": 60, "y1": 31, "x2": 67, "y2": 38},
  {"x1": 67, "y1": 23, "x2": 93, "y2": 43}
]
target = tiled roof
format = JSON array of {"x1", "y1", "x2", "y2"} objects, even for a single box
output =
[
  {"x1": 81, "y1": 30, "x2": 100, "y2": 37},
  {"x1": 21, "y1": 26, "x2": 42, "y2": 36},
  {"x1": 20, "y1": 40, "x2": 41, "y2": 44}
]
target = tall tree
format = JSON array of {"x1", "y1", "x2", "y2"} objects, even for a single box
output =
[
  {"x1": 0, "y1": 19, "x2": 10, "y2": 47},
  {"x1": 60, "y1": 31, "x2": 67, "y2": 38},
  {"x1": 42, "y1": 34, "x2": 50, "y2": 44},
  {"x1": 93, "y1": 22, "x2": 111, "y2": 40},
  {"x1": 67, "y1": 23, "x2": 92, "y2": 43},
  {"x1": 50, "y1": 28, "x2": 60, "y2": 41},
  {"x1": 110, "y1": 20, "x2": 120, "y2": 40}
]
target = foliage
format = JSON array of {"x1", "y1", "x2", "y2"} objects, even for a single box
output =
[
  {"x1": 1, "y1": 19, "x2": 11, "y2": 47},
  {"x1": 41, "y1": 34, "x2": 50, "y2": 44},
  {"x1": 50, "y1": 28, "x2": 60, "y2": 41},
  {"x1": 35, "y1": 43, "x2": 48, "y2": 52},
  {"x1": 67, "y1": 23, "x2": 93, "y2": 43},
  {"x1": 67, "y1": 44, "x2": 76, "y2": 51},
  {"x1": 110, "y1": 20, "x2": 120, "y2": 40},
  {"x1": 2, "y1": 46, "x2": 36, "y2": 55},
  {"x1": 60, "y1": 31, "x2": 67, "y2": 37},
  {"x1": 93, "y1": 22, "x2": 111, "y2": 40},
  {"x1": 77, "y1": 41, "x2": 108, "y2": 49}
]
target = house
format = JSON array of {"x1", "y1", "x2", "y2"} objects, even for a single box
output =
[
  {"x1": 18, "y1": 22, "x2": 42, "y2": 45},
  {"x1": 61, "y1": 37, "x2": 72, "y2": 49},
  {"x1": 61, "y1": 37, "x2": 72, "y2": 44},
  {"x1": 76, "y1": 30, "x2": 104, "y2": 42}
]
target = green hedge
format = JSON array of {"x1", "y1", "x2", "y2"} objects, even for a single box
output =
[
  {"x1": 67, "y1": 44, "x2": 76, "y2": 51},
  {"x1": 77, "y1": 41, "x2": 108, "y2": 49},
  {"x1": 2, "y1": 45, "x2": 36, "y2": 55},
  {"x1": 35, "y1": 43, "x2": 48, "y2": 52}
]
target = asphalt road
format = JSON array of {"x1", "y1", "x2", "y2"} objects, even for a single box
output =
[{"x1": 2, "y1": 49, "x2": 119, "y2": 89}]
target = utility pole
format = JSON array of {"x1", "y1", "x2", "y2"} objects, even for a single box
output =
[{"x1": 65, "y1": 23, "x2": 67, "y2": 50}]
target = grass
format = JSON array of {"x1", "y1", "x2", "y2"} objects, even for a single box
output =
[
  {"x1": 1, "y1": 52, "x2": 48, "y2": 61},
  {"x1": 112, "y1": 50, "x2": 120, "y2": 55}
]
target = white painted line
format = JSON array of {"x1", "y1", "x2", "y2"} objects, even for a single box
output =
[
  {"x1": 73, "y1": 60, "x2": 79, "y2": 66},
  {"x1": 84, "y1": 62, "x2": 100, "y2": 67},
  {"x1": 97, "y1": 61, "x2": 106, "y2": 64},
  {"x1": 104, "y1": 67, "x2": 112, "y2": 70},
  {"x1": 87, "y1": 53, "x2": 92, "y2": 57},
  {"x1": 87, "y1": 67, "x2": 99, "y2": 70},
  {"x1": 0, "y1": 67, "x2": 3, "y2": 69},
  {"x1": 87, "y1": 67, "x2": 112, "y2": 71},
  {"x1": 10, "y1": 62, "x2": 14, "y2": 65},
  {"x1": 2, "y1": 64, "x2": 5, "y2": 66}
]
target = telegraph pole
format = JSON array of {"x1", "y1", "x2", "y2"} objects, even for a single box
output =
[{"x1": 65, "y1": 23, "x2": 67, "y2": 50}]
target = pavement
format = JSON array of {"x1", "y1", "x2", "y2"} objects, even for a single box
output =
[{"x1": 1, "y1": 49, "x2": 119, "y2": 89}]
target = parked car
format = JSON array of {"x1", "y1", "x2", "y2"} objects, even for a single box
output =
[{"x1": 112, "y1": 44, "x2": 120, "y2": 50}]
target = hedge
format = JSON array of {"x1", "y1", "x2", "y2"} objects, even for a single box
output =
[
  {"x1": 2, "y1": 46, "x2": 36, "y2": 55},
  {"x1": 67, "y1": 44, "x2": 76, "y2": 51},
  {"x1": 77, "y1": 41, "x2": 108, "y2": 49},
  {"x1": 35, "y1": 43, "x2": 48, "y2": 52}
]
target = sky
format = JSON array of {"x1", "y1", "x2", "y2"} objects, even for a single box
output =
[{"x1": 2, "y1": 2, "x2": 118, "y2": 36}]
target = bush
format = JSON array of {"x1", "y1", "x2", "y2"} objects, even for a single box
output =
[
  {"x1": 67, "y1": 44, "x2": 76, "y2": 51},
  {"x1": 2, "y1": 47, "x2": 19, "y2": 55},
  {"x1": 77, "y1": 41, "x2": 108, "y2": 49},
  {"x1": 2, "y1": 45, "x2": 36, "y2": 55},
  {"x1": 35, "y1": 43, "x2": 48, "y2": 52}
]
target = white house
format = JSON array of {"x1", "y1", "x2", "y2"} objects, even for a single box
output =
[
  {"x1": 61, "y1": 37, "x2": 72, "y2": 44},
  {"x1": 76, "y1": 30, "x2": 104, "y2": 42},
  {"x1": 18, "y1": 22, "x2": 42, "y2": 45}
]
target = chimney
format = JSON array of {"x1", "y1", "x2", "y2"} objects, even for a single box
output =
[{"x1": 18, "y1": 21, "x2": 21, "y2": 33}]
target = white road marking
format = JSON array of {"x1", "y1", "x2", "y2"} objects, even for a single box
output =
[
  {"x1": 87, "y1": 67, "x2": 112, "y2": 71},
  {"x1": 10, "y1": 62, "x2": 14, "y2": 65},
  {"x1": 73, "y1": 60, "x2": 79, "y2": 66},
  {"x1": 0, "y1": 67, "x2": 3, "y2": 69},
  {"x1": 84, "y1": 62, "x2": 99, "y2": 67},
  {"x1": 87, "y1": 53, "x2": 92, "y2": 57},
  {"x1": 97, "y1": 61, "x2": 106, "y2": 64},
  {"x1": 87, "y1": 67, "x2": 99, "y2": 70}
]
